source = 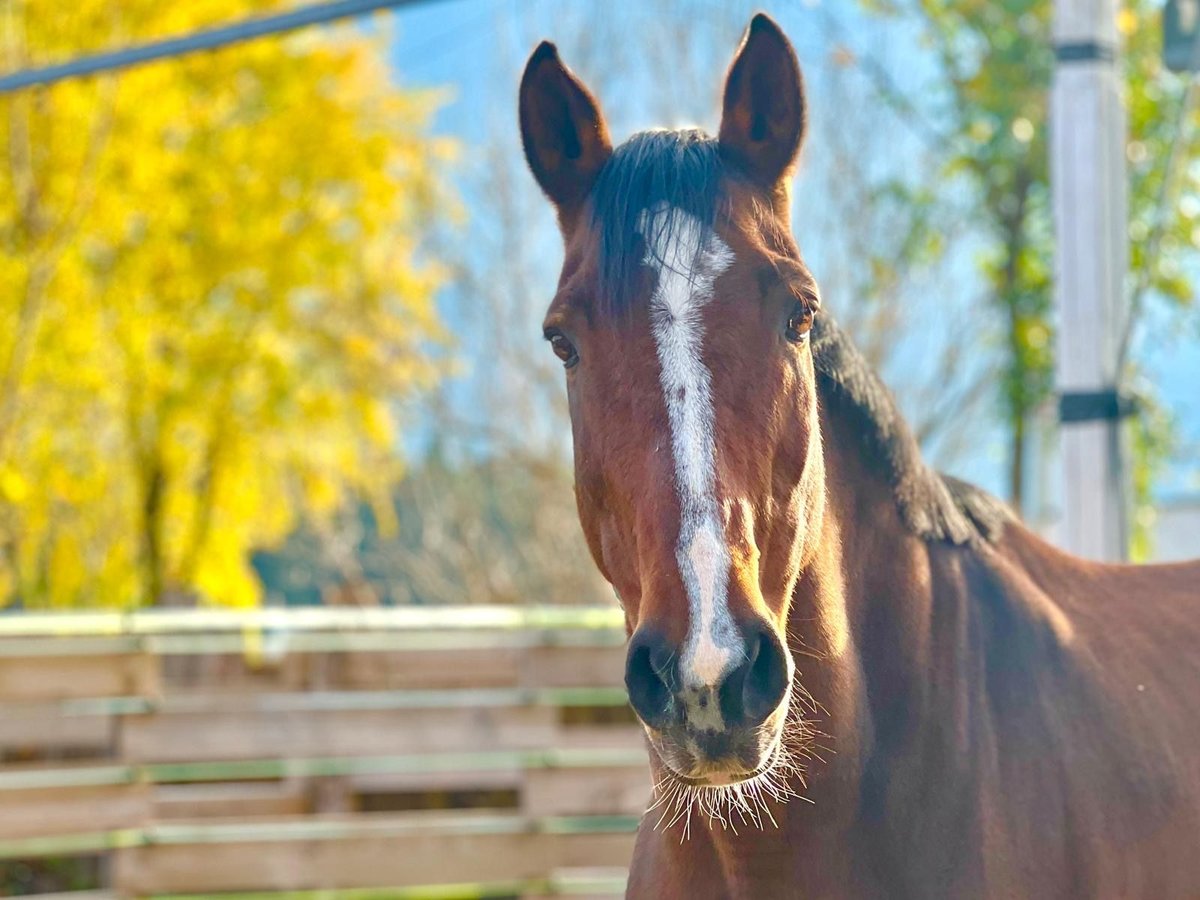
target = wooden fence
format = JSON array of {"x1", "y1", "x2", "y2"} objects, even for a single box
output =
[{"x1": 0, "y1": 607, "x2": 645, "y2": 899}]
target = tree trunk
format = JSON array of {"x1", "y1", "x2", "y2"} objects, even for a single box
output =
[{"x1": 1009, "y1": 411, "x2": 1025, "y2": 517}]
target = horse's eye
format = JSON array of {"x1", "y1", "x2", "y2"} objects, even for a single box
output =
[
  {"x1": 786, "y1": 302, "x2": 815, "y2": 343},
  {"x1": 545, "y1": 329, "x2": 579, "y2": 368}
]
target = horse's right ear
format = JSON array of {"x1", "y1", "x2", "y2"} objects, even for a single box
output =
[{"x1": 519, "y1": 42, "x2": 612, "y2": 220}]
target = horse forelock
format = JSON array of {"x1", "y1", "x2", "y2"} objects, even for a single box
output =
[{"x1": 589, "y1": 128, "x2": 727, "y2": 316}]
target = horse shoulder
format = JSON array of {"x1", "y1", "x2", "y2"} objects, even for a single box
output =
[{"x1": 975, "y1": 526, "x2": 1200, "y2": 894}]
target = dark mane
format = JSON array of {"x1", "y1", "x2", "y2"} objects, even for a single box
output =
[
  {"x1": 811, "y1": 316, "x2": 1011, "y2": 545},
  {"x1": 589, "y1": 128, "x2": 1010, "y2": 547},
  {"x1": 589, "y1": 128, "x2": 726, "y2": 313}
]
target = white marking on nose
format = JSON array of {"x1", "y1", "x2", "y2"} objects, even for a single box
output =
[{"x1": 636, "y1": 203, "x2": 737, "y2": 705}]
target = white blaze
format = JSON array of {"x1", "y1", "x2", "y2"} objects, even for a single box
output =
[{"x1": 636, "y1": 203, "x2": 737, "y2": 696}]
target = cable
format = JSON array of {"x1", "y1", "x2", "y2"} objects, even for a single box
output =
[{"x1": 0, "y1": 0, "x2": 456, "y2": 94}]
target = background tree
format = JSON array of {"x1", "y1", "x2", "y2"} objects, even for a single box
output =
[
  {"x1": 0, "y1": 0, "x2": 453, "y2": 607},
  {"x1": 858, "y1": 0, "x2": 1198, "y2": 548},
  {"x1": 854, "y1": 0, "x2": 1200, "y2": 542}
]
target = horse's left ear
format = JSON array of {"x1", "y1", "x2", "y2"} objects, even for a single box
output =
[
  {"x1": 718, "y1": 14, "x2": 806, "y2": 188},
  {"x1": 519, "y1": 42, "x2": 612, "y2": 223}
]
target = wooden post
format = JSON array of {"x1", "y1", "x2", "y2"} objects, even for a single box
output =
[{"x1": 1051, "y1": 0, "x2": 1129, "y2": 560}]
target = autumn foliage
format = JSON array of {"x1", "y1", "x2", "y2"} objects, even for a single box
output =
[{"x1": 0, "y1": 1, "x2": 454, "y2": 607}]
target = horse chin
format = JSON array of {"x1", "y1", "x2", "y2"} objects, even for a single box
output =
[
  {"x1": 675, "y1": 751, "x2": 778, "y2": 787},
  {"x1": 649, "y1": 724, "x2": 784, "y2": 788}
]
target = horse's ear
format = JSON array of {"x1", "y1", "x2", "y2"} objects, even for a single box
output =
[
  {"x1": 718, "y1": 14, "x2": 806, "y2": 188},
  {"x1": 519, "y1": 42, "x2": 612, "y2": 219}
]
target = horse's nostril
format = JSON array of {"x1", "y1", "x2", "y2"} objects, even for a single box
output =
[
  {"x1": 721, "y1": 626, "x2": 789, "y2": 729},
  {"x1": 625, "y1": 632, "x2": 674, "y2": 728},
  {"x1": 626, "y1": 625, "x2": 788, "y2": 733},
  {"x1": 744, "y1": 628, "x2": 790, "y2": 725}
]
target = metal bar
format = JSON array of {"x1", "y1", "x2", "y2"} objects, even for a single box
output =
[
  {"x1": 0, "y1": 764, "x2": 135, "y2": 791},
  {"x1": 0, "y1": 685, "x2": 631, "y2": 719},
  {"x1": 0, "y1": 605, "x2": 624, "y2": 638},
  {"x1": 0, "y1": 746, "x2": 647, "y2": 792},
  {"x1": 0, "y1": 0, "x2": 448, "y2": 94},
  {"x1": 149, "y1": 882, "x2": 552, "y2": 900},
  {"x1": 0, "y1": 828, "x2": 143, "y2": 859},
  {"x1": 0, "y1": 814, "x2": 640, "y2": 859},
  {"x1": 1058, "y1": 388, "x2": 1138, "y2": 424},
  {"x1": 0, "y1": 627, "x2": 625, "y2": 658},
  {"x1": 1053, "y1": 40, "x2": 1116, "y2": 62},
  {"x1": 0, "y1": 635, "x2": 146, "y2": 657},
  {"x1": 148, "y1": 876, "x2": 631, "y2": 900},
  {"x1": 146, "y1": 878, "x2": 631, "y2": 900},
  {"x1": 144, "y1": 813, "x2": 640, "y2": 844},
  {"x1": 151, "y1": 685, "x2": 631, "y2": 713}
]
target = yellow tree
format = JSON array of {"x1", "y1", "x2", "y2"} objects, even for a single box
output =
[{"x1": 0, "y1": 0, "x2": 453, "y2": 607}]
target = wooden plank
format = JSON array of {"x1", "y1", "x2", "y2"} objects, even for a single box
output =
[
  {"x1": 161, "y1": 652, "x2": 309, "y2": 693},
  {"x1": 0, "y1": 713, "x2": 114, "y2": 757},
  {"x1": 350, "y1": 767, "x2": 521, "y2": 796},
  {"x1": 310, "y1": 775, "x2": 353, "y2": 814},
  {"x1": 0, "y1": 782, "x2": 150, "y2": 840},
  {"x1": 550, "y1": 832, "x2": 638, "y2": 875},
  {"x1": 121, "y1": 706, "x2": 559, "y2": 763},
  {"x1": 330, "y1": 647, "x2": 522, "y2": 690},
  {"x1": 155, "y1": 782, "x2": 308, "y2": 819},
  {"x1": 523, "y1": 766, "x2": 650, "y2": 817},
  {"x1": 0, "y1": 652, "x2": 158, "y2": 702},
  {"x1": 112, "y1": 818, "x2": 636, "y2": 894},
  {"x1": 523, "y1": 646, "x2": 625, "y2": 689},
  {"x1": 557, "y1": 725, "x2": 645, "y2": 752}
]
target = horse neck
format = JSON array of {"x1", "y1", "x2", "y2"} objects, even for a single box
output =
[
  {"x1": 780, "y1": 380, "x2": 982, "y2": 815},
  {"x1": 792, "y1": 379, "x2": 1078, "y2": 814}
]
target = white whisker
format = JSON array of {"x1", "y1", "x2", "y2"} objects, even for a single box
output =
[{"x1": 645, "y1": 683, "x2": 828, "y2": 839}]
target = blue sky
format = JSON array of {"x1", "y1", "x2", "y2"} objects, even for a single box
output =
[{"x1": 384, "y1": 0, "x2": 1200, "y2": 508}]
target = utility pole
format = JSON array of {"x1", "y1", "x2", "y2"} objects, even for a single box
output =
[{"x1": 1051, "y1": 0, "x2": 1130, "y2": 561}]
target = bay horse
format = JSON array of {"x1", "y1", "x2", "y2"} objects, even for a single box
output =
[{"x1": 519, "y1": 14, "x2": 1200, "y2": 899}]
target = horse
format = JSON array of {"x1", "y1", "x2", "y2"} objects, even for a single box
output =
[{"x1": 518, "y1": 13, "x2": 1200, "y2": 899}]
